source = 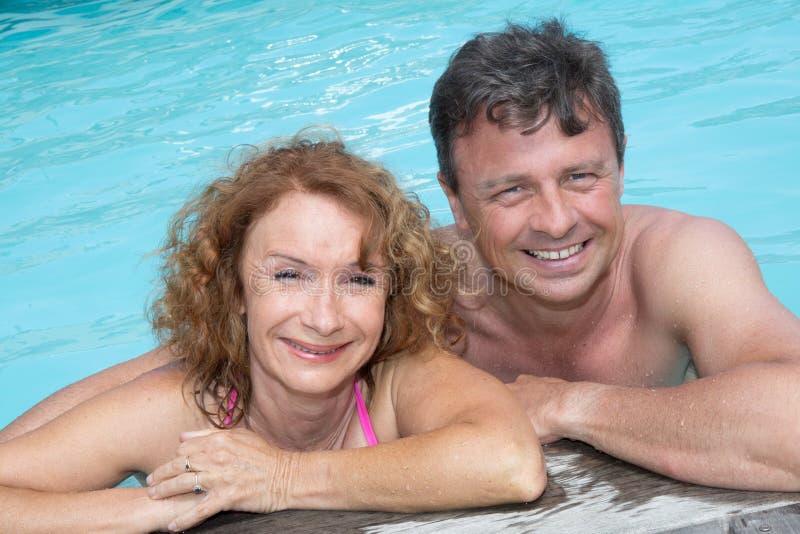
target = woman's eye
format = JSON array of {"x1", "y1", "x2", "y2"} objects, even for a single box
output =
[
  {"x1": 274, "y1": 269, "x2": 301, "y2": 281},
  {"x1": 350, "y1": 273, "x2": 376, "y2": 287}
]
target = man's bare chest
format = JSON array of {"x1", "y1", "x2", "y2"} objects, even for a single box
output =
[{"x1": 458, "y1": 307, "x2": 690, "y2": 387}]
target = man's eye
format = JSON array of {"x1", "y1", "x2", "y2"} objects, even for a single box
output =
[
  {"x1": 495, "y1": 185, "x2": 525, "y2": 199},
  {"x1": 564, "y1": 173, "x2": 598, "y2": 188}
]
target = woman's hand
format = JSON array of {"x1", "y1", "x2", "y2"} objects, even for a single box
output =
[{"x1": 146, "y1": 428, "x2": 294, "y2": 531}]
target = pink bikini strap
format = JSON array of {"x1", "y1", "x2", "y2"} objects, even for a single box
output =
[
  {"x1": 223, "y1": 388, "x2": 238, "y2": 426},
  {"x1": 354, "y1": 377, "x2": 378, "y2": 446},
  {"x1": 223, "y1": 384, "x2": 375, "y2": 445}
]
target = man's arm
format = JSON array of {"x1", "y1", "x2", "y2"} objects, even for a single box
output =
[
  {"x1": 513, "y1": 215, "x2": 800, "y2": 490},
  {"x1": 0, "y1": 346, "x2": 171, "y2": 443}
]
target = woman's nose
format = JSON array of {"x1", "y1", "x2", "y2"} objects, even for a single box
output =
[{"x1": 300, "y1": 283, "x2": 345, "y2": 337}]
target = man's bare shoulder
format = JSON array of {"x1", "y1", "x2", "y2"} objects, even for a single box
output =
[
  {"x1": 623, "y1": 204, "x2": 694, "y2": 240},
  {"x1": 622, "y1": 204, "x2": 756, "y2": 316},
  {"x1": 433, "y1": 223, "x2": 460, "y2": 246},
  {"x1": 623, "y1": 204, "x2": 745, "y2": 262}
]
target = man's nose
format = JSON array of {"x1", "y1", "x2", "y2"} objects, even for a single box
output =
[{"x1": 528, "y1": 188, "x2": 577, "y2": 240}]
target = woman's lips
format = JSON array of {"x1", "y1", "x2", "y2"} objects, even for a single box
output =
[{"x1": 282, "y1": 338, "x2": 349, "y2": 363}]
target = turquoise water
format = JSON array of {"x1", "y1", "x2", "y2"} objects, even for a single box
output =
[{"x1": 1, "y1": 0, "x2": 798, "y2": 428}]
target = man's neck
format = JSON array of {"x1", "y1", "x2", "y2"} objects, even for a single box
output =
[{"x1": 493, "y1": 273, "x2": 616, "y2": 344}]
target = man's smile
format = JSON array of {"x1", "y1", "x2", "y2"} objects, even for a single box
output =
[{"x1": 523, "y1": 241, "x2": 587, "y2": 261}]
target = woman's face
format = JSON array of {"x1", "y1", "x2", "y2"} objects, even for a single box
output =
[{"x1": 238, "y1": 191, "x2": 389, "y2": 396}]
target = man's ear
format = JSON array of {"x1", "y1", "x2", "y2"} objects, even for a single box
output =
[
  {"x1": 438, "y1": 172, "x2": 469, "y2": 233},
  {"x1": 617, "y1": 135, "x2": 627, "y2": 198}
]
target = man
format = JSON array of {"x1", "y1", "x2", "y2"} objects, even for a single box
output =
[
  {"x1": 428, "y1": 20, "x2": 800, "y2": 491},
  {"x1": 3, "y1": 20, "x2": 800, "y2": 491}
]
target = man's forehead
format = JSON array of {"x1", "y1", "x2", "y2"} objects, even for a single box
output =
[
  {"x1": 451, "y1": 114, "x2": 617, "y2": 187},
  {"x1": 454, "y1": 109, "x2": 612, "y2": 153}
]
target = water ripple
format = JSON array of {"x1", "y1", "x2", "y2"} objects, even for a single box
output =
[{"x1": 693, "y1": 96, "x2": 800, "y2": 127}]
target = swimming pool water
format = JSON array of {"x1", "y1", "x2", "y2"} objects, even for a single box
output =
[{"x1": 1, "y1": 0, "x2": 799, "y2": 428}]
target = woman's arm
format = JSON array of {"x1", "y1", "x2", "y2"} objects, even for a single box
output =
[
  {"x1": 0, "y1": 486, "x2": 200, "y2": 534},
  {"x1": 0, "y1": 364, "x2": 204, "y2": 533},
  {"x1": 147, "y1": 348, "x2": 545, "y2": 530},
  {"x1": 0, "y1": 346, "x2": 172, "y2": 443},
  {"x1": 296, "y1": 348, "x2": 546, "y2": 510}
]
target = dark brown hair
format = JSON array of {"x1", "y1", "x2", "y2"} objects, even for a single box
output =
[{"x1": 429, "y1": 19, "x2": 625, "y2": 193}]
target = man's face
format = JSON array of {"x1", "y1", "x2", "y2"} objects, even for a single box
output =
[{"x1": 441, "y1": 112, "x2": 626, "y2": 307}]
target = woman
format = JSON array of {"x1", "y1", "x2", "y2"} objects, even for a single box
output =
[{"x1": 0, "y1": 132, "x2": 544, "y2": 533}]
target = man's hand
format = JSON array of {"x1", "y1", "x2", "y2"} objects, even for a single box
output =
[{"x1": 507, "y1": 374, "x2": 576, "y2": 444}]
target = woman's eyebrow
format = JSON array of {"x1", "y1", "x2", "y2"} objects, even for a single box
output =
[
  {"x1": 264, "y1": 252, "x2": 308, "y2": 266},
  {"x1": 267, "y1": 255, "x2": 384, "y2": 270}
]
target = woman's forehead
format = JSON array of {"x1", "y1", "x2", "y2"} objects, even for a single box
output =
[{"x1": 243, "y1": 192, "x2": 386, "y2": 267}]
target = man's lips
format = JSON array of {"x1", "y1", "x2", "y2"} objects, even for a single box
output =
[{"x1": 523, "y1": 240, "x2": 587, "y2": 261}]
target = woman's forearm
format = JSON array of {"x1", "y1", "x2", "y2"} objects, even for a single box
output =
[
  {"x1": 0, "y1": 485, "x2": 187, "y2": 534},
  {"x1": 0, "y1": 347, "x2": 172, "y2": 444},
  {"x1": 146, "y1": 420, "x2": 544, "y2": 532},
  {"x1": 287, "y1": 421, "x2": 545, "y2": 512}
]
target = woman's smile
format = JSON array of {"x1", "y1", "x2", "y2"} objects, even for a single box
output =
[{"x1": 282, "y1": 338, "x2": 352, "y2": 363}]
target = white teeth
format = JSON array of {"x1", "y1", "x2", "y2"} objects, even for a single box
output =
[
  {"x1": 526, "y1": 242, "x2": 584, "y2": 260},
  {"x1": 287, "y1": 340, "x2": 338, "y2": 355}
]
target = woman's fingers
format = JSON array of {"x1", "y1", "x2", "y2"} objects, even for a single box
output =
[
  {"x1": 148, "y1": 428, "x2": 284, "y2": 516},
  {"x1": 167, "y1": 498, "x2": 224, "y2": 532},
  {"x1": 147, "y1": 453, "x2": 197, "y2": 486},
  {"x1": 147, "y1": 430, "x2": 221, "y2": 486},
  {"x1": 148, "y1": 471, "x2": 207, "y2": 499},
  {"x1": 180, "y1": 428, "x2": 216, "y2": 442}
]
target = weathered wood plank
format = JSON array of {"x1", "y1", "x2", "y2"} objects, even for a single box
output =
[
  {"x1": 730, "y1": 504, "x2": 800, "y2": 534},
  {"x1": 188, "y1": 441, "x2": 800, "y2": 533},
  {"x1": 666, "y1": 503, "x2": 800, "y2": 533}
]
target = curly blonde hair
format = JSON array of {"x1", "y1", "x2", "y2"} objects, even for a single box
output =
[{"x1": 149, "y1": 130, "x2": 456, "y2": 427}]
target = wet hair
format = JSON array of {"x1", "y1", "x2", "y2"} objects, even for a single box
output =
[
  {"x1": 429, "y1": 19, "x2": 625, "y2": 193},
  {"x1": 148, "y1": 129, "x2": 456, "y2": 427}
]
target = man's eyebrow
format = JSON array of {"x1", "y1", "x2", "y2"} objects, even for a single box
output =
[
  {"x1": 476, "y1": 160, "x2": 612, "y2": 190},
  {"x1": 563, "y1": 159, "x2": 609, "y2": 174},
  {"x1": 476, "y1": 175, "x2": 526, "y2": 191}
]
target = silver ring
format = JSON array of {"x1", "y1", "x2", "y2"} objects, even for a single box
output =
[
  {"x1": 185, "y1": 456, "x2": 191, "y2": 472},
  {"x1": 193, "y1": 472, "x2": 204, "y2": 494}
]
